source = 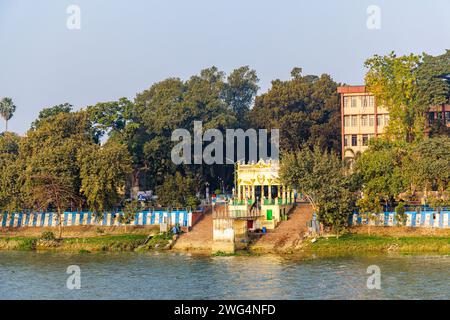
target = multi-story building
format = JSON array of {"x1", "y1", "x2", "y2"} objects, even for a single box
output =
[
  {"x1": 338, "y1": 85, "x2": 450, "y2": 160},
  {"x1": 337, "y1": 86, "x2": 389, "y2": 160}
]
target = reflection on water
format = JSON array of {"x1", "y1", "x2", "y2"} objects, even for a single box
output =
[{"x1": 0, "y1": 251, "x2": 448, "y2": 299}]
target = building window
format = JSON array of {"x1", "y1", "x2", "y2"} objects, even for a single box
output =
[
  {"x1": 351, "y1": 115, "x2": 358, "y2": 127},
  {"x1": 344, "y1": 97, "x2": 350, "y2": 108},
  {"x1": 377, "y1": 115, "x2": 383, "y2": 126},
  {"x1": 344, "y1": 116, "x2": 350, "y2": 127},
  {"x1": 344, "y1": 135, "x2": 349, "y2": 147},
  {"x1": 351, "y1": 135, "x2": 357, "y2": 146},
  {"x1": 369, "y1": 115, "x2": 375, "y2": 126},
  {"x1": 362, "y1": 96, "x2": 368, "y2": 108},
  {"x1": 384, "y1": 114, "x2": 389, "y2": 125},
  {"x1": 351, "y1": 97, "x2": 357, "y2": 108},
  {"x1": 362, "y1": 134, "x2": 369, "y2": 146},
  {"x1": 361, "y1": 115, "x2": 368, "y2": 126},
  {"x1": 369, "y1": 96, "x2": 375, "y2": 107}
]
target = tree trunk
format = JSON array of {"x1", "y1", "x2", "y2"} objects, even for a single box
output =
[
  {"x1": 5, "y1": 119, "x2": 7, "y2": 132},
  {"x1": 58, "y1": 208, "x2": 63, "y2": 239},
  {"x1": 130, "y1": 170, "x2": 141, "y2": 200}
]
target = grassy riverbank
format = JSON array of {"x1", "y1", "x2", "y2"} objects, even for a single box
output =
[
  {"x1": 0, "y1": 232, "x2": 176, "y2": 253},
  {"x1": 303, "y1": 233, "x2": 450, "y2": 255},
  {"x1": 1, "y1": 233, "x2": 449, "y2": 255}
]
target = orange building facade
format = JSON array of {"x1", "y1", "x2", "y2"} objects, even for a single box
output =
[{"x1": 338, "y1": 85, "x2": 450, "y2": 160}]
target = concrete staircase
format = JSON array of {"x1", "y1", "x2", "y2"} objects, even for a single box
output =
[
  {"x1": 250, "y1": 203, "x2": 313, "y2": 253},
  {"x1": 172, "y1": 212, "x2": 213, "y2": 252}
]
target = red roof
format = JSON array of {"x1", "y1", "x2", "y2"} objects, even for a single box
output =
[{"x1": 337, "y1": 85, "x2": 367, "y2": 94}]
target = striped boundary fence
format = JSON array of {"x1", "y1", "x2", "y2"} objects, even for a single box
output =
[
  {"x1": 349, "y1": 211, "x2": 450, "y2": 228},
  {"x1": 0, "y1": 210, "x2": 193, "y2": 228}
]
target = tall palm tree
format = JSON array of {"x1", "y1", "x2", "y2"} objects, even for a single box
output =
[{"x1": 0, "y1": 97, "x2": 16, "y2": 132}]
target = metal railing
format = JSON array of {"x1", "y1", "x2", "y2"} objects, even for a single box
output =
[{"x1": 212, "y1": 204, "x2": 263, "y2": 220}]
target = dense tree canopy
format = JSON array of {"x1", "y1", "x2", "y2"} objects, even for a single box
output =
[
  {"x1": 405, "y1": 136, "x2": 450, "y2": 195},
  {"x1": 31, "y1": 103, "x2": 73, "y2": 130},
  {"x1": 0, "y1": 110, "x2": 133, "y2": 230},
  {"x1": 250, "y1": 68, "x2": 341, "y2": 153},
  {"x1": 155, "y1": 172, "x2": 199, "y2": 208},
  {"x1": 0, "y1": 132, "x2": 22, "y2": 212},
  {"x1": 222, "y1": 66, "x2": 259, "y2": 127},
  {"x1": 365, "y1": 51, "x2": 450, "y2": 142},
  {"x1": 365, "y1": 52, "x2": 424, "y2": 142},
  {"x1": 78, "y1": 141, "x2": 132, "y2": 212},
  {"x1": 417, "y1": 50, "x2": 450, "y2": 107},
  {"x1": 353, "y1": 136, "x2": 450, "y2": 210},
  {"x1": 353, "y1": 139, "x2": 408, "y2": 207},
  {"x1": 130, "y1": 66, "x2": 257, "y2": 192}
]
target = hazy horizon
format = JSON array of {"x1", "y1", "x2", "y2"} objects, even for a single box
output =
[{"x1": 1, "y1": 0, "x2": 449, "y2": 134}]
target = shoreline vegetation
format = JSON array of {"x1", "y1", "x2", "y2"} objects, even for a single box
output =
[{"x1": 0, "y1": 226, "x2": 448, "y2": 257}]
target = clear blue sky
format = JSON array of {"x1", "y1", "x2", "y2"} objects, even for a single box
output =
[{"x1": 0, "y1": 0, "x2": 449, "y2": 134}]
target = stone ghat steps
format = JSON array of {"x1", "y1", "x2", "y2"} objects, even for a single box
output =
[
  {"x1": 250, "y1": 203, "x2": 313, "y2": 253},
  {"x1": 173, "y1": 213, "x2": 213, "y2": 252}
]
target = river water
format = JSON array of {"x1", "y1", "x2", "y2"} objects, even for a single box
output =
[{"x1": 0, "y1": 251, "x2": 448, "y2": 299}]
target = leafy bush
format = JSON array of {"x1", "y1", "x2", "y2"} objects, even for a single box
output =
[
  {"x1": 121, "y1": 200, "x2": 140, "y2": 225},
  {"x1": 17, "y1": 238, "x2": 37, "y2": 250},
  {"x1": 395, "y1": 202, "x2": 408, "y2": 226},
  {"x1": 40, "y1": 231, "x2": 56, "y2": 241}
]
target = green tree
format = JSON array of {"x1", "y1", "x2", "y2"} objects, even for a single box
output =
[
  {"x1": 135, "y1": 77, "x2": 188, "y2": 191},
  {"x1": 87, "y1": 97, "x2": 144, "y2": 196},
  {"x1": 405, "y1": 136, "x2": 450, "y2": 197},
  {"x1": 31, "y1": 103, "x2": 73, "y2": 130},
  {"x1": 365, "y1": 52, "x2": 424, "y2": 142},
  {"x1": 353, "y1": 139, "x2": 408, "y2": 208},
  {"x1": 394, "y1": 202, "x2": 408, "y2": 226},
  {"x1": 417, "y1": 50, "x2": 450, "y2": 107},
  {"x1": 78, "y1": 141, "x2": 132, "y2": 212},
  {"x1": 155, "y1": 172, "x2": 200, "y2": 208},
  {"x1": 19, "y1": 111, "x2": 97, "y2": 237},
  {"x1": 135, "y1": 67, "x2": 238, "y2": 192},
  {"x1": 280, "y1": 145, "x2": 356, "y2": 234},
  {"x1": 417, "y1": 51, "x2": 450, "y2": 136},
  {"x1": 251, "y1": 69, "x2": 341, "y2": 153},
  {"x1": 20, "y1": 112, "x2": 93, "y2": 208},
  {"x1": 222, "y1": 66, "x2": 259, "y2": 126},
  {"x1": 27, "y1": 173, "x2": 80, "y2": 238},
  {"x1": 0, "y1": 97, "x2": 17, "y2": 132},
  {"x1": 0, "y1": 132, "x2": 23, "y2": 212}
]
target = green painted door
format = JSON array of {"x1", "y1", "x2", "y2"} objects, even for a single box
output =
[{"x1": 267, "y1": 209, "x2": 272, "y2": 221}]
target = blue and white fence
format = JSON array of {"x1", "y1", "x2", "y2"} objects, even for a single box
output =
[
  {"x1": 349, "y1": 211, "x2": 450, "y2": 228},
  {"x1": 0, "y1": 210, "x2": 193, "y2": 228}
]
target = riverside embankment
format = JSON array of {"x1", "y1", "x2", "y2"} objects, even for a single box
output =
[
  {"x1": 0, "y1": 224, "x2": 449, "y2": 256},
  {"x1": 0, "y1": 225, "x2": 175, "y2": 253}
]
